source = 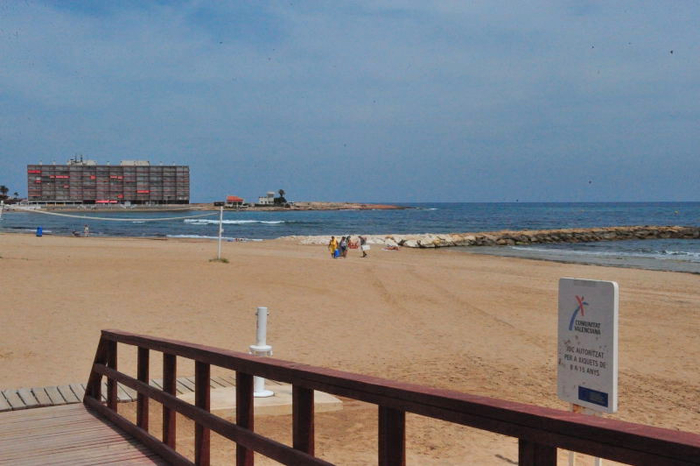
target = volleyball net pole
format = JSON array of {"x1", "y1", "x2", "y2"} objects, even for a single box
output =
[{"x1": 217, "y1": 203, "x2": 224, "y2": 260}]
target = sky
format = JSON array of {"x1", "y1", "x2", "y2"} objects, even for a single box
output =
[{"x1": 1, "y1": 1, "x2": 699, "y2": 203}]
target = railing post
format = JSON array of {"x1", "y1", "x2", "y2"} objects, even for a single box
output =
[
  {"x1": 195, "y1": 361, "x2": 211, "y2": 466},
  {"x1": 137, "y1": 347, "x2": 149, "y2": 430},
  {"x1": 518, "y1": 438, "x2": 557, "y2": 466},
  {"x1": 85, "y1": 337, "x2": 109, "y2": 402},
  {"x1": 293, "y1": 386, "x2": 315, "y2": 455},
  {"x1": 378, "y1": 406, "x2": 405, "y2": 466},
  {"x1": 162, "y1": 353, "x2": 177, "y2": 448},
  {"x1": 236, "y1": 372, "x2": 254, "y2": 466},
  {"x1": 107, "y1": 339, "x2": 118, "y2": 411}
]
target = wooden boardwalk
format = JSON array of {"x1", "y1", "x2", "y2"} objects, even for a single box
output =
[
  {"x1": 0, "y1": 403, "x2": 168, "y2": 465},
  {"x1": 0, "y1": 374, "x2": 258, "y2": 412}
]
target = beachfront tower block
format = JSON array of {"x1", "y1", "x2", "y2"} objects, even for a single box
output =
[{"x1": 27, "y1": 159, "x2": 190, "y2": 205}]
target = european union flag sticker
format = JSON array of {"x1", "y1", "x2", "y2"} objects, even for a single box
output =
[{"x1": 578, "y1": 386, "x2": 609, "y2": 407}]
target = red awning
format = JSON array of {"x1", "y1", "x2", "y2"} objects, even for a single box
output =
[{"x1": 226, "y1": 196, "x2": 244, "y2": 203}]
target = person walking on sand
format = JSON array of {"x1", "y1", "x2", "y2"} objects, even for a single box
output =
[
  {"x1": 360, "y1": 236, "x2": 369, "y2": 257},
  {"x1": 328, "y1": 236, "x2": 338, "y2": 259},
  {"x1": 83, "y1": 224, "x2": 89, "y2": 237},
  {"x1": 340, "y1": 236, "x2": 348, "y2": 258}
]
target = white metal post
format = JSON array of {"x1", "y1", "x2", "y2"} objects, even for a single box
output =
[
  {"x1": 217, "y1": 204, "x2": 223, "y2": 259},
  {"x1": 249, "y1": 306, "x2": 274, "y2": 397},
  {"x1": 569, "y1": 404, "x2": 604, "y2": 466},
  {"x1": 569, "y1": 404, "x2": 577, "y2": 466}
]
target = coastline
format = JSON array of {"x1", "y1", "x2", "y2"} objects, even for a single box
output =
[
  {"x1": 4, "y1": 221, "x2": 700, "y2": 274},
  {"x1": 8, "y1": 201, "x2": 408, "y2": 213},
  {"x1": 460, "y1": 245, "x2": 700, "y2": 275},
  {"x1": 288, "y1": 226, "x2": 700, "y2": 274},
  {"x1": 0, "y1": 232, "x2": 698, "y2": 462}
]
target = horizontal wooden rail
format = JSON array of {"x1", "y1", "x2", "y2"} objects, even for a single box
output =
[
  {"x1": 84, "y1": 329, "x2": 700, "y2": 465},
  {"x1": 91, "y1": 364, "x2": 331, "y2": 465}
]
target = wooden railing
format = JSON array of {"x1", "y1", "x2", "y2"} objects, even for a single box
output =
[{"x1": 83, "y1": 329, "x2": 700, "y2": 465}]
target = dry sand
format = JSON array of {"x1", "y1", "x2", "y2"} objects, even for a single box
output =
[{"x1": 0, "y1": 233, "x2": 698, "y2": 464}]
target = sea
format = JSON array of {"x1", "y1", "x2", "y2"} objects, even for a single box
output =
[{"x1": 2, "y1": 202, "x2": 700, "y2": 273}]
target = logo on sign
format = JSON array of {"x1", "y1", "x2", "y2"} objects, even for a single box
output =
[
  {"x1": 568, "y1": 295, "x2": 601, "y2": 335},
  {"x1": 568, "y1": 295, "x2": 587, "y2": 330}
]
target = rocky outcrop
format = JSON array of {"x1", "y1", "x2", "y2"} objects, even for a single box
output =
[{"x1": 285, "y1": 226, "x2": 700, "y2": 248}]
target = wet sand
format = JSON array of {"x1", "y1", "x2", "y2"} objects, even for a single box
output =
[{"x1": 0, "y1": 233, "x2": 697, "y2": 464}]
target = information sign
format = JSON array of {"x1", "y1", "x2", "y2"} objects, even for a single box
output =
[{"x1": 557, "y1": 278, "x2": 618, "y2": 413}]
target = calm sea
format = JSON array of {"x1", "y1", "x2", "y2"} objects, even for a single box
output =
[{"x1": 3, "y1": 202, "x2": 700, "y2": 271}]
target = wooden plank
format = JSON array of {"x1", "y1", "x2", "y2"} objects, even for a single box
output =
[
  {"x1": 70, "y1": 383, "x2": 86, "y2": 401},
  {"x1": 57, "y1": 385, "x2": 80, "y2": 404},
  {"x1": 120, "y1": 382, "x2": 137, "y2": 402},
  {"x1": 107, "y1": 339, "x2": 118, "y2": 410},
  {"x1": 2, "y1": 390, "x2": 26, "y2": 410},
  {"x1": 0, "y1": 393, "x2": 12, "y2": 412},
  {"x1": 293, "y1": 386, "x2": 315, "y2": 456},
  {"x1": 195, "y1": 362, "x2": 211, "y2": 466},
  {"x1": 163, "y1": 353, "x2": 177, "y2": 449},
  {"x1": 44, "y1": 386, "x2": 67, "y2": 405},
  {"x1": 137, "y1": 347, "x2": 149, "y2": 431},
  {"x1": 84, "y1": 396, "x2": 193, "y2": 466},
  {"x1": 150, "y1": 378, "x2": 163, "y2": 390},
  {"x1": 117, "y1": 383, "x2": 134, "y2": 402},
  {"x1": 17, "y1": 388, "x2": 39, "y2": 408},
  {"x1": 218, "y1": 373, "x2": 237, "y2": 387},
  {"x1": 0, "y1": 403, "x2": 170, "y2": 465},
  {"x1": 378, "y1": 406, "x2": 405, "y2": 466},
  {"x1": 31, "y1": 387, "x2": 52, "y2": 407},
  {"x1": 209, "y1": 376, "x2": 227, "y2": 388},
  {"x1": 519, "y1": 438, "x2": 557, "y2": 466},
  {"x1": 84, "y1": 337, "x2": 108, "y2": 405},
  {"x1": 180, "y1": 376, "x2": 196, "y2": 392},
  {"x1": 236, "y1": 372, "x2": 254, "y2": 466},
  {"x1": 175, "y1": 379, "x2": 188, "y2": 395}
]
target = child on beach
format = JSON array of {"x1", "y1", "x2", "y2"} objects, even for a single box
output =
[
  {"x1": 360, "y1": 236, "x2": 369, "y2": 257},
  {"x1": 340, "y1": 236, "x2": 348, "y2": 258}
]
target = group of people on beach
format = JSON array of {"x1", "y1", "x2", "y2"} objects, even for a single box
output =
[{"x1": 328, "y1": 235, "x2": 369, "y2": 259}]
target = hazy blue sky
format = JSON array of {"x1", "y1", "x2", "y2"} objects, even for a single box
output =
[{"x1": 1, "y1": 1, "x2": 698, "y2": 203}]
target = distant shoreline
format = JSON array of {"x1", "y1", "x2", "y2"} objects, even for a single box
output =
[
  {"x1": 460, "y1": 245, "x2": 700, "y2": 275},
  {"x1": 8, "y1": 201, "x2": 408, "y2": 213}
]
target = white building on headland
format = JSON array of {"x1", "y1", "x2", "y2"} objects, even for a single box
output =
[{"x1": 257, "y1": 191, "x2": 275, "y2": 205}]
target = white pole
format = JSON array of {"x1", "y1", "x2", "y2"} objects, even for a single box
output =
[
  {"x1": 217, "y1": 204, "x2": 223, "y2": 260},
  {"x1": 569, "y1": 404, "x2": 604, "y2": 466},
  {"x1": 256, "y1": 306, "x2": 268, "y2": 346},
  {"x1": 569, "y1": 404, "x2": 577, "y2": 466},
  {"x1": 249, "y1": 306, "x2": 274, "y2": 398}
]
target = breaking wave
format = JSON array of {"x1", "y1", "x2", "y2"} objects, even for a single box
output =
[
  {"x1": 167, "y1": 234, "x2": 263, "y2": 241},
  {"x1": 184, "y1": 219, "x2": 285, "y2": 225}
]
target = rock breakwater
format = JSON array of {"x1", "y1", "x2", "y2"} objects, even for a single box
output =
[{"x1": 286, "y1": 225, "x2": 700, "y2": 249}]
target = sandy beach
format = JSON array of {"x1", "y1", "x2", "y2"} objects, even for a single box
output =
[{"x1": 1, "y1": 233, "x2": 698, "y2": 464}]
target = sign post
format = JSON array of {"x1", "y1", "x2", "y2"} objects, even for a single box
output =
[{"x1": 558, "y1": 278, "x2": 619, "y2": 465}]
